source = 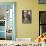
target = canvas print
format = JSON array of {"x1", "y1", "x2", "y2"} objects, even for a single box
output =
[{"x1": 22, "y1": 10, "x2": 32, "y2": 24}]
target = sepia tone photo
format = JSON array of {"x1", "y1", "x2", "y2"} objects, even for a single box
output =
[{"x1": 22, "y1": 10, "x2": 32, "y2": 24}]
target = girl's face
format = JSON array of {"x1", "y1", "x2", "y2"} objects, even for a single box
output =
[
  {"x1": 24, "y1": 12, "x2": 27, "y2": 17},
  {"x1": 44, "y1": 35, "x2": 46, "y2": 38}
]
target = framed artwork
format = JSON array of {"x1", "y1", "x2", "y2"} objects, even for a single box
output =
[
  {"x1": 22, "y1": 10, "x2": 32, "y2": 24},
  {"x1": 39, "y1": 0, "x2": 46, "y2": 4},
  {"x1": 0, "y1": 2, "x2": 16, "y2": 40},
  {"x1": 39, "y1": 11, "x2": 46, "y2": 35}
]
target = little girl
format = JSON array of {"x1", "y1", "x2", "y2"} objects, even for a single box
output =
[{"x1": 42, "y1": 39, "x2": 46, "y2": 46}]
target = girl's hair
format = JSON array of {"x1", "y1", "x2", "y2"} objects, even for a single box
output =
[{"x1": 44, "y1": 39, "x2": 46, "y2": 42}]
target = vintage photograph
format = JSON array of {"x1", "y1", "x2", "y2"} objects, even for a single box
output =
[{"x1": 22, "y1": 10, "x2": 32, "y2": 24}]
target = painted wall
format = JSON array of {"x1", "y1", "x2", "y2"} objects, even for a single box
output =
[{"x1": 0, "y1": 0, "x2": 46, "y2": 40}]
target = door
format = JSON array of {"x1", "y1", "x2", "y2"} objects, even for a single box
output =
[{"x1": 0, "y1": 2, "x2": 16, "y2": 40}]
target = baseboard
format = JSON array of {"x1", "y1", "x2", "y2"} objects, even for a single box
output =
[{"x1": 16, "y1": 38, "x2": 32, "y2": 42}]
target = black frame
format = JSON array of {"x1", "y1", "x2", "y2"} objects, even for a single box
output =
[{"x1": 22, "y1": 10, "x2": 32, "y2": 24}]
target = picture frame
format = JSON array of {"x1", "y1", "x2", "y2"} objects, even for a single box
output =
[{"x1": 22, "y1": 10, "x2": 32, "y2": 24}]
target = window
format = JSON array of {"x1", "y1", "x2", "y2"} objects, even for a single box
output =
[
  {"x1": 0, "y1": 2, "x2": 16, "y2": 40},
  {"x1": 39, "y1": 11, "x2": 46, "y2": 35},
  {"x1": 39, "y1": 0, "x2": 46, "y2": 4}
]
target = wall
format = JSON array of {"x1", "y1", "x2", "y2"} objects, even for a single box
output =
[{"x1": 0, "y1": 0, "x2": 46, "y2": 40}]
